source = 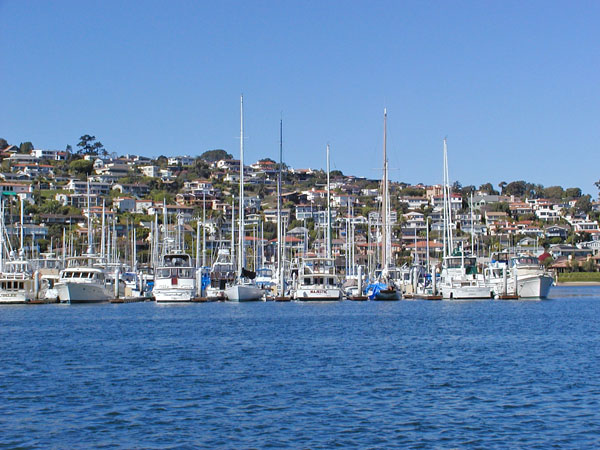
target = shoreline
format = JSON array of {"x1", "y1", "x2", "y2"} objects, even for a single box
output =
[{"x1": 555, "y1": 282, "x2": 600, "y2": 286}]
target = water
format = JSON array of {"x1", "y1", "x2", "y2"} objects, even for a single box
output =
[{"x1": 1, "y1": 286, "x2": 600, "y2": 449}]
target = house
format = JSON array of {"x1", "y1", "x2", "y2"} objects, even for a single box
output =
[
  {"x1": 95, "y1": 163, "x2": 130, "y2": 179},
  {"x1": 112, "y1": 183, "x2": 150, "y2": 198},
  {"x1": 485, "y1": 211, "x2": 509, "y2": 223},
  {"x1": 66, "y1": 180, "x2": 111, "y2": 196},
  {"x1": 216, "y1": 159, "x2": 240, "y2": 172},
  {"x1": 402, "y1": 211, "x2": 426, "y2": 230},
  {"x1": 398, "y1": 196, "x2": 429, "y2": 210},
  {"x1": 263, "y1": 208, "x2": 291, "y2": 224},
  {"x1": 31, "y1": 149, "x2": 67, "y2": 161},
  {"x1": 135, "y1": 200, "x2": 154, "y2": 214},
  {"x1": 431, "y1": 193, "x2": 462, "y2": 212},
  {"x1": 140, "y1": 165, "x2": 160, "y2": 178},
  {"x1": 113, "y1": 197, "x2": 136, "y2": 212},
  {"x1": 55, "y1": 193, "x2": 103, "y2": 209},
  {"x1": 168, "y1": 156, "x2": 195, "y2": 166},
  {"x1": 535, "y1": 207, "x2": 561, "y2": 221},
  {"x1": 545, "y1": 225, "x2": 569, "y2": 240},
  {"x1": 332, "y1": 193, "x2": 357, "y2": 207}
]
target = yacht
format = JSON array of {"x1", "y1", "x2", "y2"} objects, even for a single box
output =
[
  {"x1": 484, "y1": 254, "x2": 553, "y2": 298},
  {"x1": 205, "y1": 248, "x2": 236, "y2": 300},
  {"x1": 294, "y1": 257, "x2": 342, "y2": 301},
  {"x1": 439, "y1": 253, "x2": 491, "y2": 299},
  {"x1": 55, "y1": 256, "x2": 114, "y2": 303},
  {"x1": 0, "y1": 260, "x2": 35, "y2": 304},
  {"x1": 153, "y1": 252, "x2": 197, "y2": 303}
]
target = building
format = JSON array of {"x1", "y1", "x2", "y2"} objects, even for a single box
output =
[{"x1": 31, "y1": 149, "x2": 67, "y2": 161}]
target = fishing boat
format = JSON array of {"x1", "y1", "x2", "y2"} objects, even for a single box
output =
[{"x1": 225, "y1": 95, "x2": 263, "y2": 302}]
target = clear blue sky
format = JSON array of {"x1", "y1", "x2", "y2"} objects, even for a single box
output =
[{"x1": 1, "y1": 0, "x2": 599, "y2": 194}]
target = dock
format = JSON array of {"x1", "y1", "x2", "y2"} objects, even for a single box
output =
[
  {"x1": 347, "y1": 295, "x2": 368, "y2": 301},
  {"x1": 109, "y1": 297, "x2": 148, "y2": 304},
  {"x1": 496, "y1": 294, "x2": 519, "y2": 300}
]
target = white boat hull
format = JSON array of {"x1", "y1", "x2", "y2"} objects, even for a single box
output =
[
  {"x1": 518, "y1": 275, "x2": 553, "y2": 298},
  {"x1": 225, "y1": 284, "x2": 263, "y2": 302},
  {"x1": 154, "y1": 287, "x2": 195, "y2": 303},
  {"x1": 0, "y1": 290, "x2": 33, "y2": 304},
  {"x1": 56, "y1": 282, "x2": 113, "y2": 303},
  {"x1": 294, "y1": 287, "x2": 342, "y2": 301},
  {"x1": 441, "y1": 285, "x2": 492, "y2": 299},
  {"x1": 206, "y1": 286, "x2": 228, "y2": 301}
]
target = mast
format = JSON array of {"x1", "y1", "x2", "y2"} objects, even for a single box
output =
[
  {"x1": 101, "y1": 200, "x2": 106, "y2": 260},
  {"x1": 19, "y1": 195, "x2": 24, "y2": 257},
  {"x1": 86, "y1": 179, "x2": 92, "y2": 255},
  {"x1": 382, "y1": 108, "x2": 388, "y2": 275},
  {"x1": 277, "y1": 118, "x2": 283, "y2": 294},
  {"x1": 326, "y1": 143, "x2": 332, "y2": 259},
  {"x1": 238, "y1": 94, "x2": 244, "y2": 276},
  {"x1": 443, "y1": 138, "x2": 454, "y2": 257},
  {"x1": 202, "y1": 190, "x2": 206, "y2": 267}
]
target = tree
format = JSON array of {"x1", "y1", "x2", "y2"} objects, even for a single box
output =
[
  {"x1": 544, "y1": 186, "x2": 564, "y2": 199},
  {"x1": 574, "y1": 194, "x2": 592, "y2": 214},
  {"x1": 77, "y1": 135, "x2": 105, "y2": 156},
  {"x1": 199, "y1": 149, "x2": 233, "y2": 162},
  {"x1": 504, "y1": 180, "x2": 528, "y2": 197},
  {"x1": 69, "y1": 159, "x2": 94, "y2": 176},
  {"x1": 479, "y1": 182, "x2": 498, "y2": 195},
  {"x1": 19, "y1": 141, "x2": 34, "y2": 153},
  {"x1": 565, "y1": 187, "x2": 582, "y2": 198},
  {"x1": 0, "y1": 138, "x2": 8, "y2": 150},
  {"x1": 498, "y1": 181, "x2": 507, "y2": 194}
]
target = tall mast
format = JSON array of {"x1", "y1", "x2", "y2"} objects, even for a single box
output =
[
  {"x1": 19, "y1": 195, "x2": 24, "y2": 257},
  {"x1": 86, "y1": 179, "x2": 92, "y2": 255},
  {"x1": 100, "y1": 199, "x2": 106, "y2": 260},
  {"x1": 238, "y1": 94, "x2": 245, "y2": 275},
  {"x1": 382, "y1": 108, "x2": 388, "y2": 274},
  {"x1": 443, "y1": 138, "x2": 453, "y2": 256},
  {"x1": 277, "y1": 118, "x2": 283, "y2": 293},
  {"x1": 202, "y1": 190, "x2": 206, "y2": 267},
  {"x1": 326, "y1": 144, "x2": 332, "y2": 259}
]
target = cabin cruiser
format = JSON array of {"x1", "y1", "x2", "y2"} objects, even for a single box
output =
[
  {"x1": 0, "y1": 260, "x2": 35, "y2": 303},
  {"x1": 205, "y1": 249, "x2": 236, "y2": 300},
  {"x1": 55, "y1": 256, "x2": 114, "y2": 304},
  {"x1": 484, "y1": 254, "x2": 553, "y2": 298},
  {"x1": 439, "y1": 254, "x2": 492, "y2": 300},
  {"x1": 153, "y1": 252, "x2": 197, "y2": 303},
  {"x1": 294, "y1": 257, "x2": 342, "y2": 301}
]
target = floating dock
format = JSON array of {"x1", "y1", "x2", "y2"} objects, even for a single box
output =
[{"x1": 109, "y1": 297, "x2": 148, "y2": 304}]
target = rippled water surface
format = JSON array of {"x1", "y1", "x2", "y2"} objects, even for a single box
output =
[{"x1": 2, "y1": 286, "x2": 600, "y2": 449}]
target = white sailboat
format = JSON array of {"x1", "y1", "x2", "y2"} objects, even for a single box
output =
[
  {"x1": 438, "y1": 139, "x2": 491, "y2": 300},
  {"x1": 367, "y1": 109, "x2": 400, "y2": 300},
  {"x1": 225, "y1": 95, "x2": 263, "y2": 302}
]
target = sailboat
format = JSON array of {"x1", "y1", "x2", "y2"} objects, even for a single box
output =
[
  {"x1": 225, "y1": 95, "x2": 264, "y2": 302},
  {"x1": 438, "y1": 138, "x2": 491, "y2": 300},
  {"x1": 367, "y1": 109, "x2": 400, "y2": 300}
]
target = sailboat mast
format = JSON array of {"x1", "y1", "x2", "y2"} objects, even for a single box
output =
[
  {"x1": 87, "y1": 180, "x2": 92, "y2": 255},
  {"x1": 326, "y1": 144, "x2": 332, "y2": 259},
  {"x1": 277, "y1": 118, "x2": 283, "y2": 294},
  {"x1": 238, "y1": 94, "x2": 245, "y2": 276},
  {"x1": 382, "y1": 108, "x2": 388, "y2": 273},
  {"x1": 19, "y1": 195, "x2": 24, "y2": 257}
]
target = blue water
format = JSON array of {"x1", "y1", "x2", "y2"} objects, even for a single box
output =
[{"x1": 1, "y1": 286, "x2": 600, "y2": 449}]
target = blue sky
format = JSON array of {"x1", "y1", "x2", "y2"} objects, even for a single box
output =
[{"x1": 1, "y1": 0, "x2": 599, "y2": 193}]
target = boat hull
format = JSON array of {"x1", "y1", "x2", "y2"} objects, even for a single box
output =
[
  {"x1": 154, "y1": 287, "x2": 195, "y2": 303},
  {"x1": 441, "y1": 285, "x2": 492, "y2": 300},
  {"x1": 516, "y1": 275, "x2": 554, "y2": 299},
  {"x1": 372, "y1": 289, "x2": 400, "y2": 301},
  {"x1": 225, "y1": 284, "x2": 263, "y2": 302},
  {"x1": 294, "y1": 287, "x2": 342, "y2": 301},
  {"x1": 56, "y1": 282, "x2": 112, "y2": 303}
]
